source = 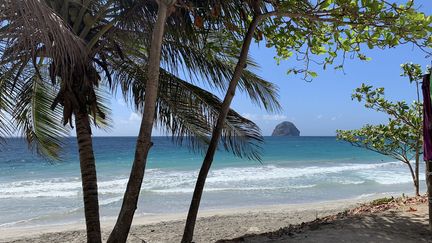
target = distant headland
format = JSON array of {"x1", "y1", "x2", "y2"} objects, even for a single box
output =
[{"x1": 271, "y1": 121, "x2": 300, "y2": 136}]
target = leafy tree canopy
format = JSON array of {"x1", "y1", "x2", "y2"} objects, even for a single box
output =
[
  {"x1": 258, "y1": 0, "x2": 432, "y2": 79},
  {"x1": 337, "y1": 63, "x2": 424, "y2": 163}
]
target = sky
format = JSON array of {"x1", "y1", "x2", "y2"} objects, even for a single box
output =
[{"x1": 93, "y1": 1, "x2": 432, "y2": 137}]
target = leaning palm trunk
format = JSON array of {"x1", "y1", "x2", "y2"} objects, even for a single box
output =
[
  {"x1": 75, "y1": 111, "x2": 102, "y2": 243},
  {"x1": 181, "y1": 12, "x2": 262, "y2": 243},
  {"x1": 107, "y1": 1, "x2": 174, "y2": 242}
]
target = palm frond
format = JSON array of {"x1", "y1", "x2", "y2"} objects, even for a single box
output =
[
  {"x1": 238, "y1": 60, "x2": 282, "y2": 113},
  {"x1": 159, "y1": 35, "x2": 281, "y2": 113},
  {"x1": 89, "y1": 85, "x2": 113, "y2": 131},
  {"x1": 114, "y1": 61, "x2": 263, "y2": 160},
  {"x1": 159, "y1": 72, "x2": 263, "y2": 160},
  {"x1": 12, "y1": 70, "x2": 70, "y2": 160},
  {"x1": 0, "y1": 0, "x2": 88, "y2": 81},
  {"x1": 0, "y1": 66, "x2": 14, "y2": 144},
  {"x1": 101, "y1": 0, "x2": 279, "y2": 113},
  {"x1": 106, "y1": 29, "x2": 281, "y2": 114},
  {"x1": 0, "y1": 111, "x2": 11, "y2": 145}
]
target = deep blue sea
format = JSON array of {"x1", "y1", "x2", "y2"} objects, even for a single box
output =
[{"x1": 0, "y1": 136, "x2": 425, "y2": 228}]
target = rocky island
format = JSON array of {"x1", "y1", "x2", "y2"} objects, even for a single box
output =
[{"x1": 271, "y1": 121, "x2": 300, "y2": 136}]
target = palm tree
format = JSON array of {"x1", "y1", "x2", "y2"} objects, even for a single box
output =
[
  {"x1": 2, "y1": 1, "x2": 280, "y2": 242},
  {"x1": 0, "y1": 1, "x2": 82, "y2": 158},
  {"x1": 182, "y1": 2, "x2": 265, "y2": 241},
  {"x1": 109, "y1": 28, "x2": 279, "y2": 242},
  {"x1": 107, "y1": 1, "x2": 280, "y2": 242},
  {"x1": 1, "y1": 1, "x2": 110, "y2": 241},
  {"x1": 107, "y1": 2, "x2": 174, "y2": 242}
]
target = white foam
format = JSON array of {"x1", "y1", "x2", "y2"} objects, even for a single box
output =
[
  {"x1": 333, "y1": 179, "x2": 365, "y2": 185},
  {"x1": 0, "y1": 161, "x2": 406, "y2": 199},
  {"x1": 206, "y1": 161, "x2": 402, "y2": 183},
  {"x1": 355, "y1": 193, "x2": 379, "y2": 199},
  {"x1": 99, "y1": 196, "x2": 124, "y2": 206},
  {"x1": 150, "y1": 185, "x2": 316, "y2": 194},
  {"x1": 357, "y1": 170, "x2": 425, "y2": 185},
  {"x1": 0, "y1": 217, "x2": 38, "y2": 227}
]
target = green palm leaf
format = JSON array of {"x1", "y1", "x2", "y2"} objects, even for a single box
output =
[
  {"x1": 0, "y1": 0, "x2": 87, "y2": 80},
  {"x1": 13, "y1": 72, "x2": 71, "y2": 159},
  {"x1": 115, "y1": 61, "x2": 263, "y2": 160},
  {"x1": 0, "y1": 68, "x2": 13, "y2": 144},
  {"x1": 157, "y1": 70, "x2": 263, "y2": 160},
  {"x1": 159, "y1": 35, "x2": 281, "y2": 112}
]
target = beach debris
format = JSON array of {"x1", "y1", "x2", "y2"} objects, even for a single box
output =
[
  {"x1": 407, "y1": 207, "x2": 418, "y2": 212},
  {"x1": 349, "y1": 195, "x2": 427, "y2": 215}
]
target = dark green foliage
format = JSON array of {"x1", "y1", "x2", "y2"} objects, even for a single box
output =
[
  {"x1": 0, "y1": 0, "x2": 283, "y2": 160},
  {"x1": 371, "y1": 197, "x2": 395, "y2": 206},
  {"x1": 261, "y1": 0, "x2": 431, "y2": 79}
]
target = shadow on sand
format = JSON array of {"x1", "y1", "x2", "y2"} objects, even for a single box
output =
[{"x1": 217, "y1": 210, "x2": 432, "y2": 243}]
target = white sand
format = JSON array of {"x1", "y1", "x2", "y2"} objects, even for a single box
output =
[{"x1": 0, "y1": 195, "x2": 429, "y2": 243}]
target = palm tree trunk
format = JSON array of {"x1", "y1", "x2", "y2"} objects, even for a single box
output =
[
  {"x1": 107, "y1": 2, "x2": 171, "y2": 242},
  {"x1": 75, "y1": 111, "x2": 102, "y2": 243},
  {"x1": 181, "y1": 12, "x2": 262, "y2": 243}
]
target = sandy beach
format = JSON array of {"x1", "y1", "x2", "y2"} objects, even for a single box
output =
[{"x1": 1, "y1": 194, "x2": 429, "y2": 243}]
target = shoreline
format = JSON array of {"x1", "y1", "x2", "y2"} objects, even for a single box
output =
[{"x1": 0, "y1": 192, "x2": 405, "y2": 242}]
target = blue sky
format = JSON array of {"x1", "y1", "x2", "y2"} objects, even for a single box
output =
[{"x1": 93, "y1": 1, "x2": 432, "y2": 137}]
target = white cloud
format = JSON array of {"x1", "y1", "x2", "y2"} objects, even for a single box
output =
[
  {"x1": 242, "y1": 113, "x2": 257, "y2": 120},
  {"x1": 262, "y1": 114, "x2": 288, "y2": 121},
  {"x1": 242, "y1": 113, "x2": 288, "y2": 121},
  {"x1": 316, "y1": 114, "x2": 323, "y2": 119},
  {"x1": 129, "y1": 112, "x2": 142, "y2": 122},
  {"x1": 116, "y1": 98, "x2": 127, "y2": 107},
  {"x1": 331, "y1": 114, "x2": 342, "y2": 121}
]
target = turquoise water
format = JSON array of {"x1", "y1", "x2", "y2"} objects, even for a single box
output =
[{"x1": 0, "y1": 137, "x2": 425, "y2": 228}]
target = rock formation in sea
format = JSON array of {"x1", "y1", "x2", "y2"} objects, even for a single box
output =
[{"x1": 271, "y1": 121, "x2": 300, "y2": 136}]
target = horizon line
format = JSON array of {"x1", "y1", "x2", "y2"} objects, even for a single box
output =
[{"x1": 4, "y1": 135, "x2": 338, "y2": 138}]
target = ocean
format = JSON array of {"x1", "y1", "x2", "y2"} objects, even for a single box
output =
[{"x1": 0, "y1": 136, "x2": 425, "y2": 229}]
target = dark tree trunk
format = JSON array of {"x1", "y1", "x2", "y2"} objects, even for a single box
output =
[
  {"x1": 406, "y1": 160, "x2": 419, "y2": 196},
  {"x1": 415, "y1": 82, "x2": 421, "y2": 197},
  {"x1": 427, "y1": 161, "x2": 432, "y2": 230},
  {"x1": 181, "y1": 12, "x2": 262, "y2": 243},
  {"x1": 107, "y1": 2, "x2": 171, "y2": 242},
  {"x1": 421, "y1": 73, "x2": 432, "y2": 230},
  {"x1": 75, "y1": 111, "x2": 102, "y2": 243}
]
